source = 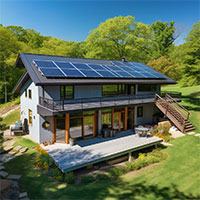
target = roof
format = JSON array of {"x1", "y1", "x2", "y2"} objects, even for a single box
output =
[{"x1": 13, "y1": 53, "x2": 176, "y2": 93}]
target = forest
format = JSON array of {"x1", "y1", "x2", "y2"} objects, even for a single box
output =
[{"x1": 0, "y1": 16, "x2": 199, "y2": 103}]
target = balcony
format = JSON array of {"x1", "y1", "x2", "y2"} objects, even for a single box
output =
[{"x1": 38, "y1": 94, "x2": 155, "y2": 116}]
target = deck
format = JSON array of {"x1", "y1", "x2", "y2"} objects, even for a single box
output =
[{"x1": 43, "y1": 130, "x2": 162, "y2": 173}]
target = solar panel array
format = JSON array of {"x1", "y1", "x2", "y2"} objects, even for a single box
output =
[{"x1": 33, "y1": 60, "x2": 166, "y2": 79}]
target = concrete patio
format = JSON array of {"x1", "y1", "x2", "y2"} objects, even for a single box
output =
[{"x1": 43, "y1": 130, "x2": 163, "y2": 173}]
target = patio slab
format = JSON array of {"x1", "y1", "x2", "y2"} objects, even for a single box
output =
[{"x1": 43, "y1": 130, "x2": 162, "y2": 173}]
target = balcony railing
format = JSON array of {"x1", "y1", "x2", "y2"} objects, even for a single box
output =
[{"x1": 39, "y1": 94, "x2": 155, "y2": 111}]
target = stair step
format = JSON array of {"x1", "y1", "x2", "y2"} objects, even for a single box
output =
[
  {"x1": 185, "y1": 124, "x2": 194, "y2": 128},
  {"x1": 185, "y1": 127, "x2": 195, "y2": 132}
]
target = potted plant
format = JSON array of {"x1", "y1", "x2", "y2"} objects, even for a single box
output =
[{"x1": 69, "y1": 138, "x2": 76, "y2": 146}]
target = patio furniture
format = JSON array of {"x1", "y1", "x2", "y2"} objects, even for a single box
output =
[
  {"x1": 135, "y1": 127, "x2": 149, "y2": 137},
  {"x1": 10, "y1": 119, "x2": 29, "y2": 136},
  {"x1": 10, "y1": 121, "x2": 23, "y2": 135}
]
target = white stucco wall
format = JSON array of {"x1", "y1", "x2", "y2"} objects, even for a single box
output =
[
  {"x1": 135, "y1": 103, "x2": 155, "y2": 125},
  {"x1": 74, "y1": 85, "x2": 101, "y2": 99},
  {"x1": 20, "y1": 79, "x2": 40, "y2": 143}
]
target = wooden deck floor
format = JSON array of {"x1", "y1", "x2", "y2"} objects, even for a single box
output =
[{"x1": 43, "y1": 130, "x2": 162, "y2": 173}]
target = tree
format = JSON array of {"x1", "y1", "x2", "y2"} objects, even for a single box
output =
[
  {"x1": 147, "y1": 56, "x2": 181, "y2": 81},
  {"x1": 151, "y1": 21, "x2": 177, "y2": 58},
  {"x1": 180, "y1": 21, "x2": 200, "y2": 86},
  {"x1": 39, "y1": 38, "x2": 85, "y2": 58},
  {"x1": 6, "y1": 26, "x2": 48, "y2": 49},
  {"x1": 86, "y1": 16, "x2": 136, "y2": 60},
  {"x1": 0, "y1": 26, "x2": 20, "y2": 103}
]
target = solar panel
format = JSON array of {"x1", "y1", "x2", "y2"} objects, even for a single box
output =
[
  {"x1": 61, "y1": 69, "x2": 84, "y2": 77},
  {"x1": 39, "y1": 68, "x2": 65, "y2": 77},
  {"x1": 33, "y1": 59, "x2": 166, "y2": 79},
  {"x1": 55, "y1": 62, "x2": 75, "y2": 69},
  {"x1": 72, "y1": 63, "x2": 91, "y2": 70},
  {"x1": 79, "y1": 70, "x2": 101, "y2": 77},
  {"x1": 34, "y1": 60, "x2": 57, "y2": 68},
  {"x1": 95, "y1": 70, "x2": 117, "y2": 78},
  {"x1": 88, "y1": 64, "x2": 106, "y2": 71}
]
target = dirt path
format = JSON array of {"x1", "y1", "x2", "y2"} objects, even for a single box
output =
[{"x1": 1, "y1": 105, "x2": 20, "y2": 118}]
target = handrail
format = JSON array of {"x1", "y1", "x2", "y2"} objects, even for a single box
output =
[
  {"x1": 39, "y1": 94, "x2": 155, "y2": 111},
  {"x1": 165, "y1": 94, "x2": 190, "y2": 120},
  {"x1": 154, "y1": 94, "x2": 186, "y2": 132}
]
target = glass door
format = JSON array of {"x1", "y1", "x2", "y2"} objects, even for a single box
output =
[
  {"x1": 83, "y1": 115, "x2": 95, "y2": 139},
  {"x1": 113, "y1": 112, "x2": 121, "y2": 132},
  {"x1": 55, "y1": 118, "x2": 65, "y2": 142}
]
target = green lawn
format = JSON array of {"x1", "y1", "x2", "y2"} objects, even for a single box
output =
[
  {"x1": 5, "y1": 135, "x2": 200, "y2": 200},
  {"x1": 1, "y1": 108, "x2": 20, "y2": 128},
  {"x1": 162, "y1": 85, "x2": 200, "y2": 133}
]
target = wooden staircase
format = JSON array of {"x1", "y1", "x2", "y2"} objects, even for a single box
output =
[{"x1": 154, "y1": 94, "x2": 195, "y2": 133}]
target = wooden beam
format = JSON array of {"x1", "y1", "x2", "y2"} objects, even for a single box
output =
[
  {"x1": 53, "y1": 116, "x2": 56, "y2": 143},
  {"x1": 124, "y1": 106, "x2": 128, "y2": 131},
  {"x1": 65, "y1": 113, "x2": 69, "y2": 144}
]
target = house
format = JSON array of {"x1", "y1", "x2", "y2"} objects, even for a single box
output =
[{"x1": 13, "y1": 53, "x2": 176, "y2": 145}]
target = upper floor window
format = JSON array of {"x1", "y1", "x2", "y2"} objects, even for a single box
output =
[
  {"x1": 28, "y1": 89, "x2": 32, "y2": 99},
  {"x1": 25, "y1": 89, "x2": 27, "y2": 97},
  {"x1": 138, "y1": 85, "x2": 157, "y2": 92},
  {"x1": 60, "y1": 86, "x2": 74, "y2": 100},
  {"x1": 102, "y1": 84, "x2": 135, "y2": 97}
]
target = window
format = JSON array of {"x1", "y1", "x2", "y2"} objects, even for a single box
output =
[
  {"x1": 138, "y1": 85, "x2": 157, "y2": 92},
  {"x1": 137, "y1": 106, "x2": 143, "y2": 117},
  {"x1": 28, "y1": 89, "x2": 32, "y2": 99},
  {"x1": 28, "y1": 109, "x2": 33, "y2": 126},
  {"x1": 25, "y1": 89, "x2": 27, "y2": 97},
  {"x1": 60, "y1": 86, "x2": 74, "y2": 100},
  {"x1": 102, "y1": 85, "x2": 128, "y2": 97}
]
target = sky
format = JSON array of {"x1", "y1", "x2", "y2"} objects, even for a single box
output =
[{"x1": 0, "y1": 0, "x2": 199, "y2": 45}]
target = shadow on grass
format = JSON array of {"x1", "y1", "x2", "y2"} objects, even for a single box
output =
[
  {"x1": 181, "y1": 95, "x2": 200, "y2": 111},
  {"x1": 5, "y1": 152, "x2": 200, "y2": 200}
]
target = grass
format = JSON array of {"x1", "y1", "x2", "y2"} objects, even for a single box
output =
[
  {"x1": 0, "y1": 97, "x2": 20, "y2": 115},
  {"x1": 162, "y1": 85, "x2": 200, "y2": 132},
  {"x1": 5, "y1": 135, "x2": 200, "y2": 199},
  {"x1": 1, "y1": 108, "x2": 20, "y2": 128}
]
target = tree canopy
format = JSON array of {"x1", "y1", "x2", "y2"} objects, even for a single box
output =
[{"x1": 0, "y1": 17, "x2": 199, "y2": 103}]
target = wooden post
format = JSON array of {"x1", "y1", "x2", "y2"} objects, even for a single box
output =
[
  {"x1": 124, "y1": 106, "x2": 128, "y2": 131},
  {"x1": 119, "y1": 112, "x2": 121, "y2": 132},
  {"x1": 65, "y1": 113, "x2": 69, "y2": 144},
  {"x1": 53, "y1": 116, "x2": 56, "y2": 143},
  {"x1": 128, "y1": 152, "x2": 133, "y2": 162},
  {"x1": 111, "y1": 108, "x2": 114, "y2": 129}
]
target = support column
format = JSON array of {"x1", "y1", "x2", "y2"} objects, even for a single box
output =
[
  {"x1": 124, "y1": 106, "x2": 128, "y2": 131},
  {"x1": 53, "y1": 116, "x2": 56, "y2": 143},
  {"x1": 134, "y1": 106, "x2": 137, "y2": 126},
  {"x1": 65, "y1": 113, "x2": 69, "y2": 144},
  {"x1": 98, "y1": 110, "x2": 102, "y2": 135},
  {"x1": 135, "y1": 84, "x2": 138, "y2": 95},
  {"x1": 128, "y1": 152, "x2": 133, "y2": 162}
]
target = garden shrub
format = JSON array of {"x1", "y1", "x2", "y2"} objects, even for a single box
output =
[
  {"x1": 96, "y1": 173, "x2": 109, "y2": 181},
  {"x1": 53, "y1": 167, "x2": 64, "y2": 181},
  {"x1": 109, "y1": 166, "x2": 126, "y2": 177},
  {"x1": 81, "y1": 175, "x2": 95, "y2": 183},
  {"x1": 64, "y1": 172, "x2": 75, "y2": 184}
]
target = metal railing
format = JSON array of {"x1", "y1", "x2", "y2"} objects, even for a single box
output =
[{"x1": 39, "y1": 94, "x2": 155, "y2": 111}]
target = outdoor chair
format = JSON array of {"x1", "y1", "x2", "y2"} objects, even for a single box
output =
[{"x1": 10, "y1": 120, "x2": 23, "y2": 135}]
